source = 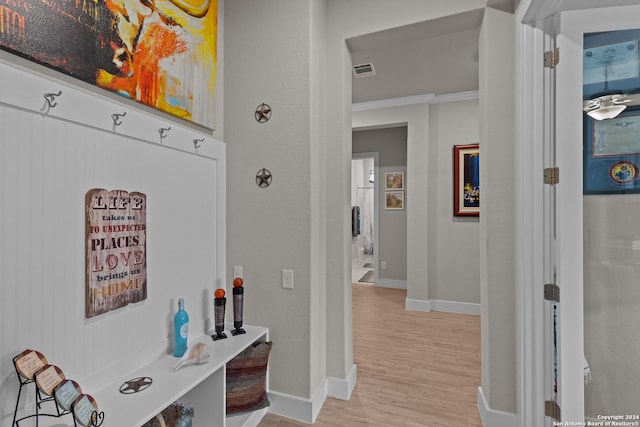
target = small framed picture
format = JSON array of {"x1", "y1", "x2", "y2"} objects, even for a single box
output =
[
  {"x1": 385, "y1": 172, "x2": 404, "y2": 190},
  {"x1": 385, "y1": 191, "x2": 404, "y2": 210}
]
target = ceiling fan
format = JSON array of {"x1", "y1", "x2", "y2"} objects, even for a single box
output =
[
  {"x1": 583, "y1": 61, "x2": 640, "y2": 120},
  {"x1": 583, "y1": 90, "x2": 630, "y2": 120}
]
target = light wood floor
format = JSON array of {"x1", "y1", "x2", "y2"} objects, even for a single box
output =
[{"x1": 259, "y1": 283, "x2": 482, "y2": 426}]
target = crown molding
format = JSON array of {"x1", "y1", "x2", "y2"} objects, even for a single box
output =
[{"x1": 352, "y1": 90, "x2": 479, "y2": 111}]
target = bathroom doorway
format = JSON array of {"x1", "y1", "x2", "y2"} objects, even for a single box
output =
[{"x1": 351, "y1": 153, "x2": 378, "y2": 284}]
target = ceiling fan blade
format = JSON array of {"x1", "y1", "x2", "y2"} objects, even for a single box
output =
[{"x1": 625, "y1": 93, "x2": 640, "y2": 106}]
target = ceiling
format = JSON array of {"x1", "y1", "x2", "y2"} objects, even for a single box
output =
[{"x1": 347, "y1": 1, "x2": 515, "y2": 104}]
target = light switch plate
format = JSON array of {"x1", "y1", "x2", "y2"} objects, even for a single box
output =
[{"x1": 282, "y1": 269, "x2": 293, "y2": 289}]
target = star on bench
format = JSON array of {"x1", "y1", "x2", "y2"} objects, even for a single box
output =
[{"x1": 119, "y1": 376, "x2": 153, "y2": 394}]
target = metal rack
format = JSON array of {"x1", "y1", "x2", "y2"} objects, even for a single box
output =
[{"x1": 11, "y1": 355, "x2": 105, "y2": 427}]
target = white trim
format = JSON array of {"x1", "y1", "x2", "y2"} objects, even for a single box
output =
[
  {"x1": 430, "y1": 299, "x2": 480, "y2": 316},
  {"x1": 375, "y1": 278, "x2": 407, "y2": 289},
  {"x1": 431, "y1": 90, "x2": 479, "y2": 104},
  {"x1": 405, "y1": 298, "x2": 431, "y2": 312},
  {"x1": 327, "y1": 364, "x2": 358, "y2": 400},
  {"x1": 352, "y1": 94, "x2": 434, "y2": 111},
  {"x1": 267, "y1": 380, "x2": 328, "y2": 425},
  {"x1": 227, "y1": 407, "x2": 269, "y2": 427},
  {"x1": 477, "y1": 387, "x2": 518, "y2": 427},
  {"x1": 515, "y1": 1, "x2": 547, "y2": 426},
  {"x1": 351, "y1": 90, "x2": 479, "y2": 112}
]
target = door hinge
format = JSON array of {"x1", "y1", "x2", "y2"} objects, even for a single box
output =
[
  {"x1": 544, "y1": 167, "x2": 559, "y2": 185},
  {"x1": 544, "y1": 284, "x2": 560, "y2": 302},
  {"x1": 545, "y1": 400, "x2": 561, "y2": 421},
  {"x1": 544, "y1": 48, "x2": 560, "y2": 68}
]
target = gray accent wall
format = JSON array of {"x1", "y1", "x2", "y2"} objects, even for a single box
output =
[
  {"x1": 224, "y1": 0, "x2": 327, "y2": 400},
  {"x1": 429, "y1": 100, "x2": 481, "y2": 304}
]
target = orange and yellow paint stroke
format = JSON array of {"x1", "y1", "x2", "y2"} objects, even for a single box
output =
[{"x1": 99, "y1": 0, "x2": 217, "y2": 128}]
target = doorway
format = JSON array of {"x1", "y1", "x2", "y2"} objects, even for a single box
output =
[
  {"x1": 582, "y1": 28, "x2": 640, "y2": 421},
  {"x1": 540, "y1": 5, "x2": 640, "y2": 423},
  {"x1": 351, "y1": 154, "x2": 378, "y2": 284}
]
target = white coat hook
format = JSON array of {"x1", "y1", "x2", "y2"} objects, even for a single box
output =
[
  {"x1": 111, "y1": 112, "x2": 127, "y2": 131},
  {"x1": 193, "y1": 138, "x2": 204, "y2": 153},
  {"x1": 159, "y1": 127, "x2": 171, "y2": 144},
  {"x1": 41, "y1": 90, "x2": 62, "y2": 113}
]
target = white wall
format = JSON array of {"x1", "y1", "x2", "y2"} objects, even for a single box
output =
[
  {"x1": 583, "y1": 196, "x2": 640, "y2": 416},
  {"x1": 0, "y1": 58, "x2": 226, "y2": 423},
  {"x1": 479, "y1": 7, "x2": 516, "y2": 415}
]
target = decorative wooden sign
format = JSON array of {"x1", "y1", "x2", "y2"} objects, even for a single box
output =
[{"x1": 85, "y1": 189, "x2": 147, "y2": 318}]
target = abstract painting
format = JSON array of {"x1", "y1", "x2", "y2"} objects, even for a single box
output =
[{"x1": 0, "y1": 0, "x2": 218, "y2": 128}]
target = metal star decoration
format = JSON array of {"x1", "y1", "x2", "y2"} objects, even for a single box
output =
[
  {"x1": 119, "y1": 376, "x2": 153, "y2": 394},
  {"x1": 256, "y1": 168, "x2": 273, "y2": 188},
  {"x1": 255, "y1": 103, "x2": 272, "y2": 123}
]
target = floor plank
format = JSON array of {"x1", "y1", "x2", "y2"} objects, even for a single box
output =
[{"x1": 259, "y1": 283, "x2": 482, "y2": 426}]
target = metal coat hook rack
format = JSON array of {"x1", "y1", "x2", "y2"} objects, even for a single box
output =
[
  {"x1": 111, "y1": 112, "x2": 127, "y2": 131},
  {"x1": 158, "y1": 127, "x2": 171, "y2": 144},
  {"x1": 41, "y1": 90, "x2": 62, "y2": 113},
  {"x1": 193, "y1": 138, "x2": 204, "y2": 153}
]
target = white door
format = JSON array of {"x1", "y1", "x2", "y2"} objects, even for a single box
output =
[{"x1": 553, "y1": 4, "x2": 640, "y2": 423}]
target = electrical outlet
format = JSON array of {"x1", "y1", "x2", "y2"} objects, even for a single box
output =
[
  {"x1": 233, "y1": 266, "x2": 243, "y2": 279},
  {"x1": 282, "y1": 269, "x2": 293, "y2": 289},
  {"x1": 381, "y1": 261, "x2": 386, "y2": 270}
]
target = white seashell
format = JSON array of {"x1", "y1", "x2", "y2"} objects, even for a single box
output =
[{"x1": 173, "y1": 343, "x2": 210, "y2": 371}]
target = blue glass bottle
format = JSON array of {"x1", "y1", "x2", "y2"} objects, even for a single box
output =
[{"x1": 173, "y1": 298, "x2": 189, "y2": 357}]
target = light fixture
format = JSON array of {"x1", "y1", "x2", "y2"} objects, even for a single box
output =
[
  {"x1": 369, "y1": 170, "x2": 375, "y2": 183},
  {"x1": 584, "y1": 93, "x2": 628, "y2": 121}
]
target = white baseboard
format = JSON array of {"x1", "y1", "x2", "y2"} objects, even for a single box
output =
[
  {"x1": 477, "y1": 386, "x2": 517, "y2": 427},
  {"x1": 227, "y1": 407, "x2": 269, "y2": 427},
  {"x1": 327, "y1": 364, "x2": 357, "y2": 400},
  {"x1": 430, "y1": 299, "x2": 480, "y2": 316},
  {"x1": 375, "y1": 279, "x2": 407, "y2": 289},
  {"x1": 405, "y1": 298, "x2": 431, "y2": 312},
  {"x1": 267, "y1": 367, "x2": 358, "y2": 424},
  {"x1": 404, "y1": 298, "x2": 480, "y2": 315},
  {"x1": 267, "y1": 378, "x2": 328, "y2": 424}
]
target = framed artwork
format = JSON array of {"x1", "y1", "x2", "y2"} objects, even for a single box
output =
[
  {"x1": 0, "y1": 0, "x2": 218, "y2": 128},
  {"x1": 584, "y1": 108, "x2": 640, "y2": 194},
  {"x1": 385, "y1": 172, "x2": 404, "y2": 190},
  {"x1": 385, "y1": 191, "x2": 404, "y2": 210},
  {"x1": 453, "y1": 144, "x2": 480, "y2": 216}
]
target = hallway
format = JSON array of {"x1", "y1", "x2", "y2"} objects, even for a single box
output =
[{"x1": 260, "y1": 284, "x2": 482, "y2": 426}]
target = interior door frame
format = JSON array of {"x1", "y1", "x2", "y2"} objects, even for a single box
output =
[
  {"x1": 352, "y1": 151, "x2": 380, "y2": 283},
  {"x1": 517, "y1": 2, "x2": 640, "y2": 425},
  {"x1": 515, "y1": 1, "x2": 548, "y2": 426}
]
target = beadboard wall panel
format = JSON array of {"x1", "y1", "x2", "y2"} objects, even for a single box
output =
[{"x1": 0, "y1": 57, "x2": 226, "y2": 424}]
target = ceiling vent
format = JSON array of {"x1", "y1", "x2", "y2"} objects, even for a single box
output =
[{"x1": 353, "y1": 62, "x2": 376, "y2": 78}]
